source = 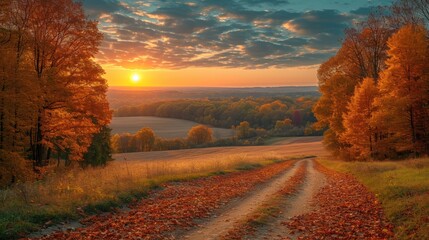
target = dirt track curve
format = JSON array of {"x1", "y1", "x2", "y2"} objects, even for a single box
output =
[
  {"x1": 183, "y1": 158, "x2": 324, "y2": 240},
  {"x1": 31, "y1": 138, "x2": 392, "y2": 239}
]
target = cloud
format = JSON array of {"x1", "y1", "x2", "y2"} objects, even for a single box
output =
[
  {"x1": 282, "y1": 10, "x2": 351, "y2": 36},
  {"x1": 82, "y1": 0, "x2": 125, "y2": 18},
  {"x1": 350, "y1": 7, "x2": 374, "y2": 16},
  {"x1": 237, "y1": 0, "x2": 290, "y2": 6},
  {"x1": 86, "y1": 0, "x2": 380, "y2": 69},
  {"x1": 245, "y1": 41, "x2": 294, "y2": 58}
]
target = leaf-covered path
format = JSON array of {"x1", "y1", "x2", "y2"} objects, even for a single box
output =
[
  {"x1": 34, "y1": 159, "x2": 298, "y2": 239},
  {"x1": 32, "y1": 158, "x2": 393, "y2": 240},
  {"x1": 283, "y1": 162, "x2": 394, "y2": 239},
  {"x1": 183, "y1": 160, "x2": 308, "y2": 240}
]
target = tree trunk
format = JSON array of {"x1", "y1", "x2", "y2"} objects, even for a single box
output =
[
  {"x1": 33, "y1": 110, "x2": 48, "y2": 166},
  {"x1": 409, "y1": 107, "x2": 417, "y2": 158},
  {"x1": 0, "y1": 76, "x2": 5, "y2": 149}
]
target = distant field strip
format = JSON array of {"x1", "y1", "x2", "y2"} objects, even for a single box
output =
[
  {"x1": 110, "y1": 116, "x2": 234, "y2": 139},
  {"x1": 113, "y1": 136, "x2": 325, "y2": 162}
]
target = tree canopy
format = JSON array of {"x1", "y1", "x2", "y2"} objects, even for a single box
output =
[
  {"x1": 314, "y1": 1, "x2": 429, "y2": 160},
  {"x1": 0, "y1": 0, "x2": 111, "y2": 185}
]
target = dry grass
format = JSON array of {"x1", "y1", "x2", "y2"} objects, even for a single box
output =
[
  {"x1": 0, "y1": 152, "x2": 303, "y2": 239},
  {"x1": 110, "y1": 116, "x2": 234, "y2": 139}
]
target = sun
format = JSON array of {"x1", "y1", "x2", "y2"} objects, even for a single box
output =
[{"x1": 131, "y1": 73, "x2": 141, "y2": 83}]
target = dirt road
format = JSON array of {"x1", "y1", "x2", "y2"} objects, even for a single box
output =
[
  {"x1": 179, "y1": 158, "x2": 391, "y2": 240},
  {"x1": 183, "y1": 158, "x2": 321, "y2": 240},
  {"x1": 35, "y1": 138, "x2": 392, "y2": 239}
]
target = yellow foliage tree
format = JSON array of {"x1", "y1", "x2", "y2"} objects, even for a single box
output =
[
  {"x1": 236, "y1": 121, "x2": 251, "y2": 139},
  {"x1": 135, "y1": 128, "x2": 156, "y2": 152},
  {"x1": 187, "y1": 125, "x2": 213, "y2": 145}
]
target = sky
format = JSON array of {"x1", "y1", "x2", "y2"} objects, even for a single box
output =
[{"x1": 82, "y1": 0, "x2": 393, "y2": 87}]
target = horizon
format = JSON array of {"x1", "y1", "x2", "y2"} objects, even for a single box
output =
[{"x1": 108, "y1": 85, "x2": 319, "y2": 90}]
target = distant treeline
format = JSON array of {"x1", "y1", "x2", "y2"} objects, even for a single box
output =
[
  {"x1": 114, "y1": 97, "x2": 318, "y2": 130},
  {"x1": 111, "y1": 125, "x2": 266, "y2": 153},
  {"x1": 107, "y1": 87, "x2": 319, "y2": 109}
]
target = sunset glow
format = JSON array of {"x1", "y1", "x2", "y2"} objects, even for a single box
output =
[
  {"x1": 85, "y1": 0, "x2": 392, "y2": 87},
  {"x1": 104, "y1": 66, "x2": 318, "y2": 87},
  {"x1": 131, "y1": 73, "x2": 141, "y2": 84}
]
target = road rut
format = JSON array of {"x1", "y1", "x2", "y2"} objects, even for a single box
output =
[{"x1": 183, "y1": 159, "x2": 316, "y2": 240}]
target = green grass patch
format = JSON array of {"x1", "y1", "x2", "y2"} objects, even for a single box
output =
[
  {"x1": 318, "y1": 157, "x2": 429, "y2": 240},
  {"x1": 0, "y1": 204, "x2": 78, "y2": 239},
  {"x1": 236, "y1": 163, "x2": 263, "y2": 171},
  {"x1": 248, "y1": 204, "x2": 281, "y2": 226}
]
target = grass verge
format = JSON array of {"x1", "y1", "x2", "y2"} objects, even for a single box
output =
[
  {"x1": 0, "y1": 153, "x2": 310, "y2": 239},
  {"x1": 318, "y1": 157, "x2": 429, "y2": 240}
]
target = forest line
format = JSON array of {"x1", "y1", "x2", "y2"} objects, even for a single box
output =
[{"x1": 114, "y1": 96, "x2": 317, "y2": 130}]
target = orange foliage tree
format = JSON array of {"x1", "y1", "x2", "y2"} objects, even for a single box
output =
[
  {"x1": 315, "y1": 3, "x2": 429, "y2": 160},
  {"x1": 25, "y1": 0, "x2": 111, "y2": 164},
  {"x1": 235, "y1": 121, "x2": 251, "y2": 139},
  {"x1": 313, "y1": 15, "x2": 392, "y2": 156},
  {"x1": 372, "y1": 24, "x2": 429, "y2": 156},
  {"x1": 0, "y1": 0, "x2": 110, "y2": 184},
  {"x1": 341, "y1": 78, "x2": 379, "y2": 160}
]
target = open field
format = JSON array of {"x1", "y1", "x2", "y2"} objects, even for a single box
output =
[
  {"x1": 113, "y1": 136, "x2": 324, "y2": 162},
  {"x1": 319, "y1": 158, "x2": 429, "y2": 239},
  {"x1": 0, "y1": 137, "x2": 324, "y2": 239},
  {"x1": 110, "y1": 116, "x2": 234, "y2": 139}
]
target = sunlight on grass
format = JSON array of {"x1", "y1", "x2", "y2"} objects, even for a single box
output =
[
  {"x1": 0, "y1": 153, "x2": 305, "y2": 239},
  {"x1": 318, "y1": 157, "x2": 429, "y2": 240}
]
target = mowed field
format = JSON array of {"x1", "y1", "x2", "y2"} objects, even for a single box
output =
[
  {"x1": 110, "y1": 116, "x2": 234, "y2": 139},
  {"x1": 113, "y1": 136, "x2": 325, "y2": 162}
]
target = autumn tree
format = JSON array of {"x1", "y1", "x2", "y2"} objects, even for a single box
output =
[
  {"x1": 258, "y1": 100, "x2": 287, "y2": 128},
  {"x1": 274, "y1": 118, "x2": 293, "y2": 134},
  {"x1": 313, "y1": 14, "x2": 392, "y2": 156},
  {"x1": 111, "y1": 133, "x2": 134, "y2": 153},
  {"x1": 0, "y1": 0, "x2": 40, "y2": 182},
  {"x1": 0, "y1": 0, "x2": 111, "y2": 185},
  {"x1": 236, "y1": 121, "x2": 251, "y2": 139},
  {"x1": 25, "y1": 0, "x2": 110, "y2": 165},
  {"x1": 372, "y1": 24, "x2": 429, "y2": 157},
  {"x1": 135, "y1": 128, "x2": 156, "y2": 151},
  {"x1": 341, "y1": 78, "x2": 379, "y2": 160},
  {"x1": 187, "y1": 125, "x2": 213, "y2": 145}
]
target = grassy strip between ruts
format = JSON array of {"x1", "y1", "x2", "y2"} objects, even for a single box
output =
[
  {"x1": 0, "y1": 154, "x2": 312, "y2": 239},
  {"x1": 318, "y1": 157, "x2": 429, "y2": 240},
  {"x1": 222, "y1": 161, "x2": 308, "y2": 240}
]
